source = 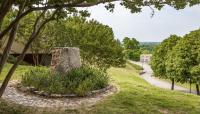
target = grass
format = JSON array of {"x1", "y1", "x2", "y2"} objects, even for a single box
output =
[
  {"x1": 159, "y1": 78, "x2": 196, "y2": 91},
  {"x1": 126, "y1": 60, "x2": 143, "y2": 71},
  {"x1": 0, "y1": 63, "x2": 200, "y2": 114},
  {"x1": 0, "y1": 63, "x2": 32, "y2": 82}
]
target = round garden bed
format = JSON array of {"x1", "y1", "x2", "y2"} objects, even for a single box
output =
[
  {"x1": 2, "y1": 81, "x2": 118, "y2": 109},
  {"x1": 21, "y1": 66, "x2": 110, "y2": 97},
  {"x1": 2, "y1": 66, "x2": 119, "y2": 108},
  {"x1": 16, "y1": 82, "x2": 115, "y2": 98}
]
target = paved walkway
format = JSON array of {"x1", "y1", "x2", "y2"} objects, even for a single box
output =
[
  {"x1": 2, "y1": 81, "x2": 117, "y2": 109},
  {"x1": 130, "y1": 61, "x2": 196, "y2": 94}
]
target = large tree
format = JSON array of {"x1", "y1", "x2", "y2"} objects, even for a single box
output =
[
  {"x1": 20, "y1": 16, "x2": 126, "y2": 69},
  {"x1": 123, "y1": 37, "x2": 141, "y2": 61},
  {"x1": 0, "y1": 0, "x2": 200, "y2": 97},
  {"x1": 166, "y1": 29, "x2": 200, "y2": 95},
  {"x1": 56, "y1": 17, "x2": 125, "y2": 70},
  {"x1": 151, "y1": 35, "x2": 181, "y2": 90}
]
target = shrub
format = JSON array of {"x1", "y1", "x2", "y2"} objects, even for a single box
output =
[
  {"x1": 21, "y1": 66, "x2": 50, "y2": 90},
  {"x1": 21, "y1": 66, "x2": 109, "y2": 96}
]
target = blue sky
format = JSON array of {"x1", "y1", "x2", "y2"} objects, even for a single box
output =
[{"x1": 84, "y1": 2, "x2": 200, "y2": 42}]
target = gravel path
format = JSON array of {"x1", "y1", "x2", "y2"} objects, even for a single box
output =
[
  {"x1": 130, "y1": 61, "x2": 196, "y2": 94},
  {"x1": 2, "y1": 81, "x2": 117, "y2": 109}
]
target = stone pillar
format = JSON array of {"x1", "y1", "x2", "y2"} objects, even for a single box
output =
[{"x1": 50, "y1": 47, "x2": 81, "y2": 73}]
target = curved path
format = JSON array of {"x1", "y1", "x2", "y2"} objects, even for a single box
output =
[
  {"x1": 130, "y1": 61, "x2": 196, "y2": 94},
  {"x1": 2, "y1": 81, "x2": 117, "y2": 109}
]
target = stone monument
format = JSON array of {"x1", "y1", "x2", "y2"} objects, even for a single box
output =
[{"x1": 51, "y1": 47, "x2": 82, "y2": 73}]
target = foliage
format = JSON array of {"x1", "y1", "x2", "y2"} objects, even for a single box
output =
[
  {"x1": 21, "y1": 66, "x2": 109, "y2": 96},
  {"x1": 123, "y1": 37, "x2": 140, "y2": 50},
  {"x1": 35, "y1": 16, "x2": 125, "y2": 70},
  {"x1": 140, "y1": 42, "x2": 160, "y2": 54},
  {"x1": 151, "y1": 35, "x2": 181, "y2": 80},
  {"x1": 123, "y1": 37, "x2": 141, "y2": 61},
  {"x1": 166, "y1": 29, "x2": 200, "y2": 85}
]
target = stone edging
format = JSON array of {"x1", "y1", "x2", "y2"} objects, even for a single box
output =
[{"x1": 16, "y1": 82, "x2": 114, "y2": 98}]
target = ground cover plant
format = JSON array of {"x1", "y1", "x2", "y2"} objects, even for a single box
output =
[{"x1": 21, "y1": 66, "x2": 109, "y2": 96}]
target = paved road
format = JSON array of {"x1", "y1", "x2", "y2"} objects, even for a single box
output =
[{"x1": 130, "y1": 61, "x2": 196, "y2": 94}]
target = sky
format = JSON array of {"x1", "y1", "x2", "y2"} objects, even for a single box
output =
[{"x1": 82, "y1": 2, "x2": 200, "y2": 42}]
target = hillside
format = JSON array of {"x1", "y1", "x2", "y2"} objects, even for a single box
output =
[{"x1": 0, "y1": 63, "x2": 200, "y2": 114}]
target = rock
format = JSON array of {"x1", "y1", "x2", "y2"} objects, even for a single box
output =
[
  {"x1": 50, "y1": 47, "x2": 82, "y2": 74},
  {"x1": 41, "y1": 92, "x2": 50, "y2": 97},
  {"x1": 29, "y1": 87, "x2": 37, "y2": 92},
  {"x1": 20, "y1": 86, "x2": 28, "y2": 92}
]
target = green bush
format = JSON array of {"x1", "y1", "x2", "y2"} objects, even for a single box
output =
[{"x1": 21, "y1": 66, "x2": 109, "y2": 96}]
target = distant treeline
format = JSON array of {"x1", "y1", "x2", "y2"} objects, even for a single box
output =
[{"x1": 139, "y1": 42, "x2": 160, "y2": 54}]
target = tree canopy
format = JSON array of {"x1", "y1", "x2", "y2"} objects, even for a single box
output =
[
  {"x1": 151, "y1": 29, "x2": 200, "y2": 95},
  {"x1": 122, "y1": 37, "x2": 141, "y2": 61},
  {"x1": 165, "y1": 29, "x2": 200, "y2": 94},
  {"x1": 151, "y1": 35, "x2": 181, "y2": 89},
  {"x1": 32, "y1": 16, "x2": 126, "y2": 69}
]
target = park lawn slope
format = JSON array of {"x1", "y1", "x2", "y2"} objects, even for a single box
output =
[
  {"x1": 0, "y1": 63, "x2": 200, "y2": 114},
  {"x1": 159, "y1": 78, "x2": 197, "y2": 91},
  {"x1": 87, "y1": 64, "x2": 200, "y2": 114}
]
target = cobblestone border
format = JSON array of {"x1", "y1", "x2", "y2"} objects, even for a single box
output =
[
  {"x1": 16, "y1": 82, "x2": 114, "y2": 98},
  {"x1": 2, "y1": 81, "x2": 118, "y2": 109}
]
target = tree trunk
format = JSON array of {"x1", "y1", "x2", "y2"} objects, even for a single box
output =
[
  {"x1": 0, "y1": 23, "x2": 18, "y2": 74},
  {"x1": 32, "y1": 54, "x2": 37, "y2": 66},
  {"x1": 189, "y1": 79, "x2": 192, "y2": 93},
  {"x1": 36, "y1": 54, "x2": 39, "y2": 65},
  {"x1": 0, "y1": 5, "x2": 25, "y2": 74},
  {"x1": 196, "y1": 84, "x2": 200, "y2": 95},
  {"x1": 0, "y1": 10, "x2": 55, "y2": 97},
  {"x1": 0, "y1": 9, "x2": 33, "y2": 40},
  {"x1": 33, "y1": 54, "x2": 39, "y2": 66},
  {"x1": 0, "y1": 0, "x2": 14, "y2": 24},
  {"x1": 171, "y1": 78, "x2": 175, "y2": 90},
  {"x1": 0, "y1": 31, "x2": 38, "y2": 97}
]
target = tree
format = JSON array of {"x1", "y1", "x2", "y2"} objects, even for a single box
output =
[
  {"x1": 123, "y1": 37, "x2": 140, "y2": 50},
  {"x1": 166, "y1": 29, "x2": 200, "y2": 95},
  {"x1": 63, "y1": 17, "x2": 125, "y2": 70},
  {"x1": 140, "y1": 42, "x2": 159, "y2": 54},
  {"x1": 0, "y1": 10, "x2": 58, "y2": 97},
  {"x1": 151, "y1": 35, "x2": 181, "y2": 90},
  {"x1": 0, "y1": 0, "x2": 200, "y2": 97},
  {"x1": 123, "y1": 37, "x2": 141, "y2": 61},
  {"x1": 20, "y1": 16, "x2": 126, "y2": 69},
  {"x1": 16, "y1": 12, "x2": 54, "y2": 65},
  {"x1": 190, "y1": 65, "x2": 200, "y2": 95}
]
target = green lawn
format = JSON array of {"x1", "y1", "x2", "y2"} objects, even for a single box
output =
[
  {"x1": 159, "y1": 78, "x2": 196, "y2": 91},
  {"x1": 0, "y1": 64, "x2": 200, "y2": 114},
  {"x1": 0, "y1": 63, "x2": 32, "y2": 82}
]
